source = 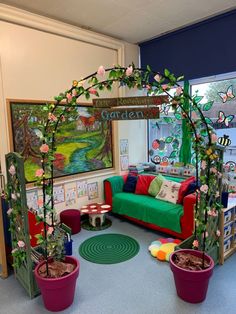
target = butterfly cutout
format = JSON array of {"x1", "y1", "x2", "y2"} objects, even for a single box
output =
[
  {"x1": 218, "y1": 85, "x2": 235, "y2": 103},
  {"x1": 217, "y1": 111, "x2": 234, "y2": 127},
  {"x1": 160, "y1": 104, "x2": 170, "y2": 115},
  {"x1": 79, "y1": 115, "x2": 95, "y2": 127}
]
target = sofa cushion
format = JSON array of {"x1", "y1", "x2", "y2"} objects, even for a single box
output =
[
  {"x1": 135, "y1": 175, "x2": 156, "y2": 195},
  {"x1": 123, "y1": 175, "x2": 138, "y2": 193},
  {"x1": 112, "y1": 192, "x2": 183, "y2": 233},
  {"x1": 177, "y1": 176, "x2": 195, "y2": 204},
  {"x1": 148, "y1": 174, "x2": 165, "y2": 196},
  {"x1": 156, "y1": 180, "x2": 181, "y2": 204},
  {"x1": 185, "y1": 180, "x2": 199, "y2": 196}
]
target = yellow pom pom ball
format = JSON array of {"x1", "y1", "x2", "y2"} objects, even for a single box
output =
[{"x1": 150, "y1": 247, "x2": 159, "y2": 257}]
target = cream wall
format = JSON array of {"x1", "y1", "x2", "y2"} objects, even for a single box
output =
[{"x1": 0, "y1": 4, "x2": 144, "y2": 212}]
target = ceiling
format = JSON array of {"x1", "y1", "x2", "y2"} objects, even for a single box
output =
[{"x1": 1, "y1": 0, "x2": 236, "y2": 43}]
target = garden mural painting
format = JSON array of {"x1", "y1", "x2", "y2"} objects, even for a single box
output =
[{"x1": 8, "y1": 100, "x2": 113, "y2": 182}]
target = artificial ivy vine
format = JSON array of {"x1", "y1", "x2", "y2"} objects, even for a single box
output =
[{"x1": 7, "y1": 64, "x2": 222, "y2": 272}]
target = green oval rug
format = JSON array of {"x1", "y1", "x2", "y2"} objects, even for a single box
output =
[{"x1": 79, "y1": 233, "x2": 140, "y2": 264}]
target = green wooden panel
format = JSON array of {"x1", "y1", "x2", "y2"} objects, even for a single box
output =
[{"x1": 5, "y1": 152, "x2": 39, "y2": 298}]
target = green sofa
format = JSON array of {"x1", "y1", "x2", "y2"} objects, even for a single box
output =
[{"x1": 104, "y1": 175, "x2": 196, "y2": 239}]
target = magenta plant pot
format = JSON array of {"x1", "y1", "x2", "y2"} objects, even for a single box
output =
[
  {"x1": 34, "y1": 256, "x2": 80, "y2": 312},
  {"x1": 170, "y1": 249, "x2": 214, "y2": 303}
]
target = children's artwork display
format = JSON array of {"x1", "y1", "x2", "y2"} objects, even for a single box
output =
[
  {"x1": 77, "y1": 180, "x2": 88, "y2": 198},
  {"x1": 7, "y1": 100, "x2": 113, "y2": 183},
  {"x1": 53, "y1": 185, "x2": 65, "y2": 204},
  {"x1": 120, "y1": 155, "x2": 129, "y2": 171},
  {"x1": 65, "y1": 187, "x2": 77, "y2": 206},
  {"x1": 87, "y1": 182, "x2": 98, "y2": 200},
  {"x1": 120, "y1": 139, "x2": 129, "y2": 155}
]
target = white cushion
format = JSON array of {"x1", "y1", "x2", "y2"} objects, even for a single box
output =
[{"x1": 155, "y1": 180, "x2": 181, "y2": 204}]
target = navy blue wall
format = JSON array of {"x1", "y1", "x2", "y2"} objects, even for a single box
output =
[{"x1": 139, "y1": 10, "x2": 236, "y2": 80}]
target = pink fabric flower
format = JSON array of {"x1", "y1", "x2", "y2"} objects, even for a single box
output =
[
  {"x1": 125, "y1": 66, "x2": 133, "y2": 76},
  {"x1": 201, "y1": 160, "x2": 207, "y2": 170},
  {"x1": 11, "y1": 193, "x2": 17, "y2": 200},
  {"x1": 9, "y1": 165, "x2": 16, "y2": 176},
  {"x1": 7, "y1": 208, "x2": 13, "y2": 215},
  {"x1": 216, "y1": 230, "x2": 221, "y2": 237},
  {"x1": 17, "y1": 240, "x2": 25, "y2": 248},
  {"x1": 146, "y1": 85, "x2": 151, "y2": 90},
  {"x1": 47, "y1": 227, "x2": 54, "y2": 235},
  {"x1": 97, "y1": 65, "x2": 105, "y2": 77},
  {"x1": 193, "y1": 240, "x2": 199, "y2": 248},
  {"x1": 200, "y1": 184, "x2": 208, "y2": 193},
  {"x1": 72, "y1": 89, "x2": 77, "y2": 96},
  {"x1": 191, "y1": 112, "x2": 198, "y2": 120},
  {"x1": 162, "y1": 84, "x2": 168, "y2": 90},
  {"x1": 210, "y1": 167, "x2": 217, "y2": 173},
  {"x1": 40, "y1": 144, "x2": 49, "y2": 153},
  {"x1": 211, "y1": 133, "x2": 217, "y2": 143},
  {"x1": 61, "y1": 115, "x2": 66, "y2": 122},
  {"x1": 217, "y1": 171, "x2": 222, "y2": 178},
  {"x1": 66, "y1": 93, "x2": 72, "y2": 102},
  {"x1": 89, "y1": 88, "x2": 97, "y2": 95},
  {"x1": 176, "y1": 86, "x2": 183, "y2": 96},
  {"x1": 154, "y1": 74, "x2": 161, "y2": 82},
  {"x1": 35, "y1": 168, "x2": 44, "y2": 177},
  {"x1": 48, "y1": 113, "x2": 57, "y2": 122},
  {"x1": 208, "y1": 209, "x2": 218, "y2": 217},
  {"x1": 37, "y1": 199, "x2": 43, "y2": 207}
]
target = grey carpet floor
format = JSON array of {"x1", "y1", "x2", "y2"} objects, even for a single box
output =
[{"x1": 0, "y1": 214, "x2": 235, "y2": 314}]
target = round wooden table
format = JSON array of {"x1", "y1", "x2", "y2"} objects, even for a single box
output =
[{"x1": 80, "y1": 203, "x2": 111, "y2": 228}]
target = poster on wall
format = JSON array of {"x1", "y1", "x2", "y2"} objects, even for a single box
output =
[
  {"x1": 120, "y1": 139, "x2": 129, "y2": 155},
  {"x1": 87, "y1": 182, "x2": 98, "y2": 200},
  {"x1": 53, "y1": 184, "x2": 65, "y2": 204},
  {"x1": 65, "y1": 187, "x2": 77, "y2": 206},
  {"x1": 7, "y1": 100, "x2": 113, "y2": 183},
  {"x1": 120, "y1": 155, "x2": 129, "y2": 171},
  {"x1": 26, "y1": 189, "x2": 38, "y2": 211},
  {"x1": 77, "y1": 180, "x2": 88, "y2": 198}
]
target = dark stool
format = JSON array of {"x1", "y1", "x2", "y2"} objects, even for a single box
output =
[{"x1": 60, "y1": 209, "x2": 81, "y2": 234}]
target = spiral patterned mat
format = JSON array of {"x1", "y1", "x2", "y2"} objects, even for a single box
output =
[{"x1": 79, "y1": 234, "x2": 140, "y2": 264}]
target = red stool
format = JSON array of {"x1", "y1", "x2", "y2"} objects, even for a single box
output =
[{"x1": 60, "y1": 209, "x2": 81, "y2": 234}]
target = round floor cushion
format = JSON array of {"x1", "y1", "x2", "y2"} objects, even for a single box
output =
[
  {"x1": 60, "y1": 209, "x2": 81, "y2": 234},
  {"x1": 148, "y1": 238, "x2": 181, "y2": 262}
]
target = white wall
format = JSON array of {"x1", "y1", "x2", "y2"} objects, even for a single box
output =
[{"x1": 0, "y1": 4, "x2": 145, "y2": 211}]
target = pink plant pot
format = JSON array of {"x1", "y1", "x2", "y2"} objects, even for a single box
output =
[
  {"x1": 34, "y1": 256, "x2": 80, "y2": 312},
  {"x1": 170, "y1": 249, "x2": 214, "y2": 303}
]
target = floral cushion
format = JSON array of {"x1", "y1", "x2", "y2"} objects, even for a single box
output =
[{"x1": 156, "y1": 180, "x2": 181, "y2": 204}]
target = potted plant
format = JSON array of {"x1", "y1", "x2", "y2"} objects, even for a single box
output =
[
  {"x1": 170, "y1": 128, "x2": 222, "y2": 302},
  {"x1": 31, "y1": 107, "x2": 81, "y2": 311}
]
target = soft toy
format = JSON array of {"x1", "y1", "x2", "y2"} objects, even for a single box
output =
[{"x1": 148, "y1": 238, "x2": 181, "y2": 262}]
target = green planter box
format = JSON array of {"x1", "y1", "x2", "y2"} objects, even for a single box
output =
[{"x1": 175, "y1": 235, "x2": 219, "y2": 265}]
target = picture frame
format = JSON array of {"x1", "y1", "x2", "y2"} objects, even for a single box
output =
[
  {"x1": 120, "y1": 139, "x2": 129, "y2": 155},
  {"x1": 7, "y1": 99, "x2": 113, "y2": 183},
  {"x1": 120, "y1": 155, "x2": 129, "y2": 171}
]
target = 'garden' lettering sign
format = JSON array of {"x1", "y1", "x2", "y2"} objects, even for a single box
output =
[{"x1": 94, "y1": 107, "x2": 159, "y2": 121}]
